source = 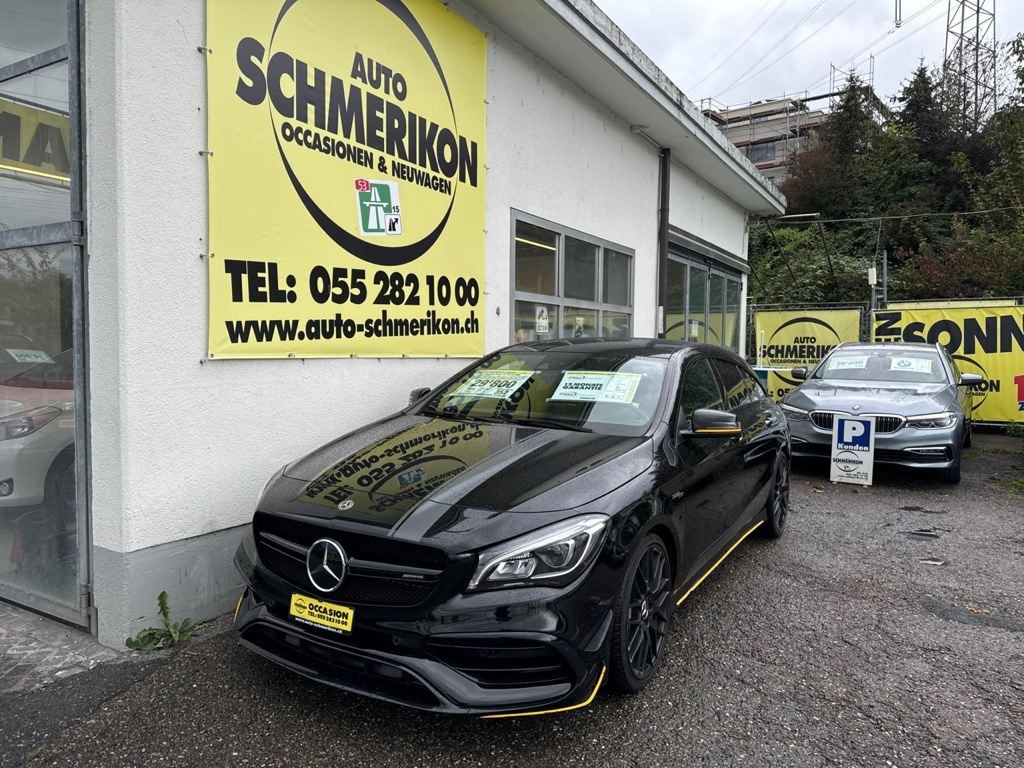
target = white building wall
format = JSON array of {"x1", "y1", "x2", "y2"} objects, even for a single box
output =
[
  {"x1": 84, "y1": 0, "x2": 757, "y2": 643},
  {"x1": 478, "y1": 19, "x2": 661, "y2": 336},
  {"x1": 668, "y1": 164, "x2": 747, "y2": 258}
]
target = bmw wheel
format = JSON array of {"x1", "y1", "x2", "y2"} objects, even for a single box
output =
[
  {"x1": 609, "y1": 534, "x2": 672, "y2": 693},
  {"x1": 764, "y1": 454, "x2": 789, "y2": 538}
]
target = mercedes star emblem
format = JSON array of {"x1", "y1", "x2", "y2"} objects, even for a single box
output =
[
  {"x1": 306, "y1": 538, "x2": 348, "y2": 593},
  {"x1": 337, "y1": 499, "x2": 355, "y2": 511}
]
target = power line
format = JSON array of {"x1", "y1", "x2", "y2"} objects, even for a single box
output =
[
  {"x1": 803, "y1": 0, "x2": 943, "y2": 91},
  {"x1": 871, "y1": 8, "x2": 945, "y2": 59},
  {"x1": 768, "y1": 205, "x2": 1022, "y2": 224},
  {"x1": 687, "y1": 0, "x2": 777, "y2": 83},
  {"x1": 716, "y1": 0, "x2": 831, "y2": 98},
  {"x1": 720, "y1": 0, "x2": 860, "y2": 97},
  {"x1": 689, "y1": 0, "x2": 791, "y2": 91}
]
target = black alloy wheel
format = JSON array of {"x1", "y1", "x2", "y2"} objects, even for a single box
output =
[
  {"x1": 764, "y1": 454, "x2": 789, "y2": 538},
  {"x1": 609, "y1": 534, "x2": 672, "y2": 693}
]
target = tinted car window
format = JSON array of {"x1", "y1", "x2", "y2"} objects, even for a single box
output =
[
  {"x1": 711, "y1": 359, "x2": 758, "y2": 409},
  {"x1": 678, "y1": 357, "x2": 723, "y2": 424}
]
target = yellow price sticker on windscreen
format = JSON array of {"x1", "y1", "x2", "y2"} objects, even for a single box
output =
[
  {"x1": 450, "y1": 370, "x2": 534, "y2": 399},
  {"x1": 551, "y1": 371, "x2": 641, "y2": 403},
  {"x1": 289, "y1": 594, "x2": 354, "y2": 634}
]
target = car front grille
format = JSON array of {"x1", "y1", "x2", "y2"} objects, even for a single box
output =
[
  {"x1": 254, "y1": 513, "x2": 449, "y2": 607},
  {"x1": 810, "y1": 412, "x2": 905, "y2": 433},
  {"x1": 424, "y1": 637, "x2": 574, "y2": 689}
]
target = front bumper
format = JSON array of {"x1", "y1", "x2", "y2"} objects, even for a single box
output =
[
  {"x1": 787, "y1": 417, "x2": 961, "y2": 469},
  {"x1": 233, "y1": 532, "x2": 612, "y2": 716},
  {"x1": 0, "y1": 433, "x2": 58, "y2": 508}
]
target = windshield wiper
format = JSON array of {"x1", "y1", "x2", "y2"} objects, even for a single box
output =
[
  {"x1": 420, "y1": 406, "x2": 508, "y2": 426},
  {"x1": 499, "y1": 416, "x2": 592, "y2": 432}
]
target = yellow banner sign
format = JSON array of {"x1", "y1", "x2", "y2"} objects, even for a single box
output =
[
  {"x1": 874, "y1": 306, "x2": 1024, "y2": 423},
  {"x1": 206, "y1": 0, "x2": 486, "y2": 358},
  {"x1": 0, "y1": 97, "x2": 70, "y2": 181},
  {"x1": 754, "y1": 309, "x2": 862, "y2": 400}
]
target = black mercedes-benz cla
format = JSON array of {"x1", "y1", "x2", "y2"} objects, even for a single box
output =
[{"x1": 233, "y1": 338, "x2": 790, "y2": 716}]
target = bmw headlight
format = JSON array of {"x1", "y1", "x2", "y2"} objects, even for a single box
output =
[
  {"x1": 466, "y1": 514, "x2": 609, "y2": 591},
  {"x1": 781, "y1": 404, "x2": 810, "y2": 421},
  {"x1": 907, "y1": 412, "x2": 957, "y2": 429}
]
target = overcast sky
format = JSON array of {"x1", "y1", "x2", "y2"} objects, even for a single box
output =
[{"x1": 593, "y1": 0, "x2": 1021, "y2": 110}]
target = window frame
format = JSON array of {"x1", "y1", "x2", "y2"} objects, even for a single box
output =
[
  {"x1": 0, "y1": 0, "x2": 90, "y2": 630},
  {"x1": 665, "y1": 251, "x2": 744, "y2": 352},
  {"x1": 510, "y1": 210, "x2": 634, "y2": 343}
]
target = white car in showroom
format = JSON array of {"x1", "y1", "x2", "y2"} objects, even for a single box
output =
[{"x1": 0, "y1": 345, "x2": 76, "y2": 512}]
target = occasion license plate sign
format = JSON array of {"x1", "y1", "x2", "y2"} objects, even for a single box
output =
[
  {"x1": 289, "y1": 594, "x2": 354, "y2": 634},
  {"x1": 830, "y1": 415, "x2": 876, "y2": 486}
]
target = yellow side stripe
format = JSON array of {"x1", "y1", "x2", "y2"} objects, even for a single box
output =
[
  {"x1": 233, "y1": 590, "x2": 245, "y2": 623},
  {"x1": 675, "y1": 520, "x2": 764, "y2": 606},
  {"x1": 480, "y1": 665, "x2": 606, "y2": 719}
]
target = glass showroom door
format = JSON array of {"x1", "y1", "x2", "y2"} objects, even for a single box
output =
[{"x1": 0, "y1": 0, "x2": 89, "y2": 626}]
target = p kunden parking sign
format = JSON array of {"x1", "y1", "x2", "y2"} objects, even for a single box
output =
[{"x1": 830, "y1": 415, "x2": 876, "y2": 486}]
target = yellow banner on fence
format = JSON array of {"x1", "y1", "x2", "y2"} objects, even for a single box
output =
[
  {"x1": 754, "y1": 309, "x2": 862, "y2": 400},
  {"x1": 873, "y1": 306, "x2": 1024, "y2": 423},
  {"x1": 206, "y1": 0, "x2": 487, "y2": 358},
  {"x1": 0, "y1": 97, "x2": 70, "y2": 182}
]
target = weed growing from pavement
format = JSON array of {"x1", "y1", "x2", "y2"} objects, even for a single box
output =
[{"x1": 125, "y1": 591, "x2": 199, "y2": 651}]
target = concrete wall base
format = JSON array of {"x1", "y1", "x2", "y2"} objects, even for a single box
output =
[{"x1": 93, "y1": 525, "x2": 245, "y2": 648}]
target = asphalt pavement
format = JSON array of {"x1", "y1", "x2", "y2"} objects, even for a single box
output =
[{"x1": 4, "y1": 432, "x2": 1023, "y2": 768}]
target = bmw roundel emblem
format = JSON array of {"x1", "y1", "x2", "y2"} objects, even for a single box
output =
[
  {"x1": 306, "y1": 538, "x2": 348, "y2": 593},
  {"x1": 337, "y1": 499, "x2": 355, "y2": 511}
]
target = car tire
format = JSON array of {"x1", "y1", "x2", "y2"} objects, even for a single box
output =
[
  {"x1": 963, "y1": 422, "x2": 972, "y2": 449},
  {"x1": 608, "y1": 533, "x2": 673, "y2": 694},
  {"x1": 44, "y1": 450, "x2": 76, "y2": 514},
  {"x1": 944, "y1": 450, "x2": 962, "y2": 485},
  {"x1": 763, "y1": 453, "x2": 789, "y2": 539}
]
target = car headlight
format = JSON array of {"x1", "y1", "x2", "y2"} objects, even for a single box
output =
[
  {"x1": 906, "y1": 412, "x2": 958, "y2": 429},
  {"x1": 780, "y1": 404, "x2": 810, "y2": 421},
  {"x1": 0, "y1": 406, "x2": 61, "y2": 441},
  {"x1": 466, "y1": 514, "x2": 609, "y2": 591}
]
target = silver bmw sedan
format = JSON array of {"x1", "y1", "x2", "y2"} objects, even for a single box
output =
[{"x1": 780, "y1": 342, "x2": 982, "y2": 483}]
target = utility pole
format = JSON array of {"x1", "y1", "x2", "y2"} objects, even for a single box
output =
[
  {"x1": 943, "y1": 0, "x2": 998, "y2": 135},
  {"x1": 881, "y1": 249, "x2": 888, "y2": 308}
]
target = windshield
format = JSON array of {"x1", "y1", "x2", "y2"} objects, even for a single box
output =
[
  {"x1": 813, "y1": 347, "x2": 947, "y2": 384},
  {"x1": 1, "y1": 348, "x2": 74, "y2": 389},
  {"x1": 421, "y1": 350, "x2": 668, "y2": 435}
]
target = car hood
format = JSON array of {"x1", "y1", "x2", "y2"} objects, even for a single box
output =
[
  {"x1": 783, "y1": 380, "x2": 955, "y2": 416},
  {"x1": 262, "y1": 414, "x2": 653, "y2": 548}
]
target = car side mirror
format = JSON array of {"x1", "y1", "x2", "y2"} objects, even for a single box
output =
[
  {"x1": 685, "y1": 408, "x2": 742, "y2": 438},
  {"x1": 958, "y1": 373, "x2": 984, "y2": 387},
  {"x1": 408, "y1": 387, "x2": 432, "y2": 405},
  {"x1": 790, "y1": 367, "x2": 807, "y2": 381}
]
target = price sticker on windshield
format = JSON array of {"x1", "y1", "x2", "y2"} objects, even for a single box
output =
[
  {"x1": 551, "y1": 371, "x2": 641, "y2": 403},
  {"x1": 890, "y1": 357, "x2": 932, "y2": 374},
  {"x1": 827, "y1": 355, "x2": 867, "y2": 370},
  {"x1": 450, "y1": 370, "x2": 534, "y2": 400},
  {"x1": 4, "y1": 348, "x2": 52, "y2": 364}
]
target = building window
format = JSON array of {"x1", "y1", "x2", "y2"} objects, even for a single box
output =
[
  {"x1": 745, "y1": 141, "x2": 776, "y2": 163},
  {"x1": 512, "y1": 214, "x2": 633, "y2": 343},
  {"x1": 665, "y1": 252, "x2": 743, "y2": 353}
]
